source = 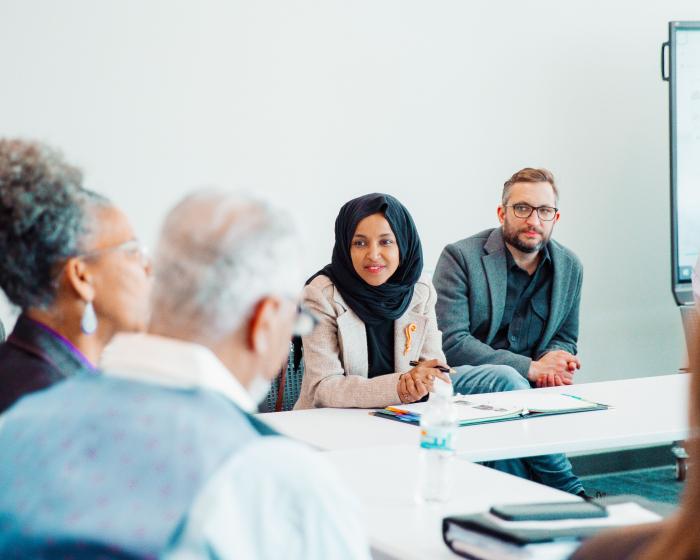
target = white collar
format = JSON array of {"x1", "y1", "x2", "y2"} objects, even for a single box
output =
[{"x1": 100, "y1": 333, "x2": 256, "y2": 413}]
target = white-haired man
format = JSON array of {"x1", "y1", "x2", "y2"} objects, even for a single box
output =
[{"x1": 0, "y1": 190, "x2": 370, "y2": 559}]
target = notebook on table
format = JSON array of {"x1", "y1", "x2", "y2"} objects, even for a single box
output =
[
  {"x1": 442, "y1": 502, "x2": 660, "y2": 560},
  {"x1": 371, "y1": 392, "x2": 609, "y2": 427}
]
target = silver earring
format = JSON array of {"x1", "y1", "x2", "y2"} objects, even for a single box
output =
[{"x1": 81, "y1": 301, "x2": 98, "y2": 335}]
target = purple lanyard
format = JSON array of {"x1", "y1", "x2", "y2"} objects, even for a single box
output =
[{"x1": 24, "y1": 317, "x2": 97, "y2": 372}]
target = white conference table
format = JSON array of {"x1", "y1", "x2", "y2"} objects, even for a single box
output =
[
  {"x1": 260, "y1": 374, "x2": 689, "y2": 461},
  {"x1": 326, "y1": 444, "x2": 579, "y2": 560}
]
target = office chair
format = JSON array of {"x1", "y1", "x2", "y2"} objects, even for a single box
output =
[{"x1": 258, "y1": 339, "x2": 305, "y2": 413}]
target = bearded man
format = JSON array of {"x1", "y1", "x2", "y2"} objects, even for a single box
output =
[{"x1": 433, "y1": 167, "x2": 586, "y2": 496}]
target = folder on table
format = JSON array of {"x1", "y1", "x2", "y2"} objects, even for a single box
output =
[{"x1": 371, "y1": 392, "x2": 609, "y2": 427}]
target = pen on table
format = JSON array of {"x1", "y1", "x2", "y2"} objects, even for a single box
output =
[
  {"x1": 561, "y1": 393, "x2": 611, "y2": 409},
  {"x1": 409, "y1": 360, "x2": 456, "y2": 374}
]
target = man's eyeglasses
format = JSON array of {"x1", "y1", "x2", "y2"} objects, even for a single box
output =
[
  {"x1": 505, "y1": 204, "x2": 558, "y2": 222},
  {"x1": 79, "y1": 238, "x2": 150, "y2": 267}
]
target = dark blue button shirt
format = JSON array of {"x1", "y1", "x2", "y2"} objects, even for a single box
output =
[{"x1": 492, "y1": 246, "x2": 552, "y2": 357}]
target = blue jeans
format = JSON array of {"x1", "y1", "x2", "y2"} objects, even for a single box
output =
[{"x1": 451, "y1": 364, "x2": 583, "y2": 495}]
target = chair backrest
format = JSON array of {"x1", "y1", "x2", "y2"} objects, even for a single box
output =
[
  {"x1": 680, "y1": 305, "x2": 700, "y2": 371},
  {"x1": 258, "y1": 341, "x2": 304, "y2": 413}
]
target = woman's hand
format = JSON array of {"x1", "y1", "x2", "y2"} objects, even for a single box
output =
[{"x1": 397, "y1": 359, "x2": 452, "y2": 403}]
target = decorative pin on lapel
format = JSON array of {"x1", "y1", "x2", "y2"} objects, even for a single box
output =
[{"x1": 403, "y1": 323, "x2": 417, "y2": 355}]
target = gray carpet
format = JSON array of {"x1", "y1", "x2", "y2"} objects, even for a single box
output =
[{"x1": 581, "y1": 465, "x2": 684, "y2": 506}]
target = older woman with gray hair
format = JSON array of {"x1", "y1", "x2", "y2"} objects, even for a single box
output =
[{"x1": 0, "y1": 139, "x2": 152, "y2": 413}]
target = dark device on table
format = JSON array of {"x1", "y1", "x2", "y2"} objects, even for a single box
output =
[{"x1": 489, "y1": 501, "x2": 608, "y2": 522}]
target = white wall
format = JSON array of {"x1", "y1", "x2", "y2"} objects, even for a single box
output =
[{"x1": 1, "y1": 0, "x2": 698, "y2": 382}]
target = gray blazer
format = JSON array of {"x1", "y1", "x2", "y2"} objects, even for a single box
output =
[
  {"x1": 433, "y1": 228, "x2": 582, "y2": 376},
  {"x1": 294, "y1": 274, "x2": 446, "y2": 410}
]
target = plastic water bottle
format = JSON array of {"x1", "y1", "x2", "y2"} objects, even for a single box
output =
[{"x1": 415, "y1": 377, "x2": 457, "y2": 503}]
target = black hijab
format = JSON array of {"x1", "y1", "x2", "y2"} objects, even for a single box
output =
[{"x1": 309, "y1": 193, "x2": 423, "y2": 325}]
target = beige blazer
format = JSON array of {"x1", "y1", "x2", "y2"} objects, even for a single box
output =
[{"x1": 294, "y1": 274, "x2": 446, "y2": 410}]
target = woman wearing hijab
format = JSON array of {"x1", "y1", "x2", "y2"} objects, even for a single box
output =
[
  {"x1": 294, "y1": 192, "x2": 585, "y2": 497},
  {"x1": 0, "y1": 139, "x2": 152, "y2": 413},
  {"x1": 295, "y1": 193, "x2": 451, "y2": 409}
]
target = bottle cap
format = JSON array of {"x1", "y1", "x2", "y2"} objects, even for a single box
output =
[{"x1": 430, "y1": 376, "x2": 453, "y2": 399}]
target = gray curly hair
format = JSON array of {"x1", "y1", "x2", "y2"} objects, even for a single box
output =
[{"x1": 0, "y1": 139, "x2": 110, "y2": 310}]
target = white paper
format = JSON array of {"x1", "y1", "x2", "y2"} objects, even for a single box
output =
[{"x1": 454, "y1": 392, "x2": 603, "y2": 413}]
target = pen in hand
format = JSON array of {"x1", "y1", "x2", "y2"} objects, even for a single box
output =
[{"x1": 409, "y1": 360, "x2": 456, "y2": 374}]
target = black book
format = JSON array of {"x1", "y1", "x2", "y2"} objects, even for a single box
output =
[{"x1": 442, "y1": 502, "x2": 660, "y2": 560}]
